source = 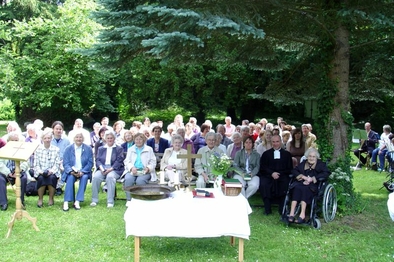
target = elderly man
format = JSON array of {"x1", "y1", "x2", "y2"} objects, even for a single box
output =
[
  {"x1": 301, "y1": 124, "x2": 317, "y2": 149},
  {"x1": 194, "y1": 132, "x2": 223, "y2": 188},
  {"x1": 216, "y1": 124, "x2": 233, "y2": 148},
  {"x1": 353, "y1": 122, "x2": 379, "y2": 168},
  {"x1": 258, "y1": 135, "x2": 293, "y2": 215}
]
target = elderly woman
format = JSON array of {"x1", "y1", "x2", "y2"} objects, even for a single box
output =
[
  {"x1": 194, "y1": 132, "x2": 223, "y2": 188},
  {"x1": 226, "y1": 132, "x2": 243, "y2": 159},
  {"x1": 176, "y1": 127, "x2": 195, "y2": 153},
  {"x1": 281, "y1": 131, "x2": 291, "y2": 149},
  {"x1": 90, "y1": 122, "x2": 101, "y2": 148},
  {"x1": 123, "y1": 133, "x2": 157, "y2": 200},
  {"x1": 62, "y1": 132, "x2": 93, "y2": 211},
  {"x1": 288, "y1": 148, "x2": 330, "y2": 224},
  {"x1": 233, "y1": 136, "x2": 260, "y2": 199},
  {"x1": 91, "y1": 131, "x2": 124, "y2": 208},
  {"x1": 34, "y1": 128, "x2": 61, "y2": 208},
  {"x1": 25, "y1": 123, "x2": 40, "y2": 143},
  {"x1": 121, "y1": 130, "x2": 134, "y2": 157},
  {"x1": 113, "y1": 120, "x2": 126, "y2": 146},
  {"x1": 160, "y1": 135, "x2": 188, "y2": 186},
  {"x1": 215, "y1": 133, "x2": 227, "y2": 154},
  {"x1": 173, "y1": 114, "x2": 184, "y2": 130}
]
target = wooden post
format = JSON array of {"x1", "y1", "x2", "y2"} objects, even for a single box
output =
[
  {"x1": 134, "y1": 236, "x2": 141, "y2": 262},
  {"x1": 177, "y1": 144, "x2": 201, "y2": 190},
  {"x1": 238, "y1": 238, "x2": 244, "y2": 262}
]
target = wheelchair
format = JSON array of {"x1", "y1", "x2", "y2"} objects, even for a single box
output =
[
  {"x1": 281, "y1": 175, "x2": 337, "y2": 229},
  {"x1": 382, "y1": 151, "x2": 394, "y2": 192}
]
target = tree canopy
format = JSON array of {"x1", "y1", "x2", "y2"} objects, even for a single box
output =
[
  {"x1": 0, "y1": 0, "x2": 116, "y2": 126},
  {"x1": 90, "y1": 0, "x2": 394, "y2": 162}
]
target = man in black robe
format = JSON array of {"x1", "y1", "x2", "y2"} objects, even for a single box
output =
[{"x1": 258, "y1": 135, "x2": 293, "y2": 215}]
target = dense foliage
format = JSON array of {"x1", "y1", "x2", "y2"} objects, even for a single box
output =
[{"x1": 0, "y1": 0, "x2": 115, "y2": 126}]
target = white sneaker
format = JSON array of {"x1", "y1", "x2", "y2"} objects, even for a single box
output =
[
  {"x1": 63, "y1": 202, "x2": 69, "y2": 212},
  {"x1": 90, "y1": 202, "x2": 97, "y2": 207},
  {"x1": 107, "y1": 203, "x2": 114, "y2": 208}
]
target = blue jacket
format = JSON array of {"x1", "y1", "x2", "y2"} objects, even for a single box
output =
[
  {"x1": 146, "y1": 137, "x2": 170, "y2": 154},
  {"x1": 96, "y1": 145, "x2": 125, "y2": 175},
  {"x1": 62, "y1": 143, "x2": 94, "y2": 182}
]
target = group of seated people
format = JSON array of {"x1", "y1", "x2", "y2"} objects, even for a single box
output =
[
  {"x1": 353, "y1": 122, "x2": 394, "y2": 172},
  {"x1": 0, "y1": 115, "x2": 323, "y2": 221}
]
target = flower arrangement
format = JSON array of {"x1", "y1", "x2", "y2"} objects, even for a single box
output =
[{"x1": 208, "y1": 152, "x2": 233, "y2": 177}]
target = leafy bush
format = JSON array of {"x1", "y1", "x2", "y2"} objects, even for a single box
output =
[
  {"x1": 0, "y1": 98, "x2": 15, "y2": 120},
  {"x1": 328, "y1": 166, "x2": 363, "y2": 215}
]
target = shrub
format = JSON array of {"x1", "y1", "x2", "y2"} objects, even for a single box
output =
[
  {"x1": 0, "y1": 98, "x2": 15, "y2": 120},
  {"x1": 328, "y1": 166, "x2": 362, "y2": 215}
]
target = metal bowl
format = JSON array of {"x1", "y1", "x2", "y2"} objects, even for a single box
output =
[{"x1": 124, "y1": 184, "x2": 175, "y2": 201}]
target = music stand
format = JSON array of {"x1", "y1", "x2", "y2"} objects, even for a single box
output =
[
  {"x1": 354, "y1": 129, "x2": 368, "y2": 169},
  {"x1": 0, "y1": 141, "x2": 40, "y2": 238}
]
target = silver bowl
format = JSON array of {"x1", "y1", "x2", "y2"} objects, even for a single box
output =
[{"x1": 124, "y1": 184, "x2": 175, "y2": 200}]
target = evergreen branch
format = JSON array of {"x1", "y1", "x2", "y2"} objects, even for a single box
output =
[
  {"x1": 350, "y1": 37, "x2": 393, "y2": 49},
  {"x1": 265, "y1": 33, "x2": 319, "y2": 47}
]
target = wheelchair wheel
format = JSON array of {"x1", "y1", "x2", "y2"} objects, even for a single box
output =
[
  {"x1": 312, "y1": 218, "x2": 321, "y2": 229},
  {"x1": 322, "y1": 184, "x2": 337, "y2": 223}
]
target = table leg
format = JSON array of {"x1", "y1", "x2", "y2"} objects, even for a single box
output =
[
  {"x1": 238, "y1": 238, "x2": 244, "y2": 262},
  {"x1": 134, "y1": 236, "x2": 140, "y2": 262},
  {"x1": 230, "y1": 236, "x2": 235, "y2": 246}
]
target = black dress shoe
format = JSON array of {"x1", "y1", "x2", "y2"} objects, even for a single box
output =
[
  {"x1": 55, "y1": 188, "x2": 63, "y2": 196},
  {"x1": 1, "y1": 204, "x2": 8, "y2": 211}
]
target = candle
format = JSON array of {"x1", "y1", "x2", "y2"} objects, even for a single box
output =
[
  {"x1": 174, "y1": 170, "x2": 180, "y2": 185},
  {"x1": 160, "y1": 171, "x2": 165, "y2": 184}
]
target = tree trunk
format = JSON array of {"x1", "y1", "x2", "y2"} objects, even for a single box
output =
[{"x1": 328, "y1": 25, "x2": 350, "y2": 162}]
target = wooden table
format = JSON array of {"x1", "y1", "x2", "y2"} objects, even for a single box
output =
[{"x1": 124, "y1": 189, "x2": 252, "y2": 261}]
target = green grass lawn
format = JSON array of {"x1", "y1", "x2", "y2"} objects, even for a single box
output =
[
  {"x1": 0, "y1": 135, "x2": 392, "y2": 261},
  {"x1": 0, "y1": 167, "x2": 392, "y2": 262}
]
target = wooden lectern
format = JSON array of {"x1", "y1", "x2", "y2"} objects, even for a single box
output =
[{"x1": 0, "y1": 141, "x2": 40, "y2": 238}]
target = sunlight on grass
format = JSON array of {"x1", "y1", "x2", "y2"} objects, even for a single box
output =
[{"x1": 0, "y1": 166, "x2": 392, "y2": 261}]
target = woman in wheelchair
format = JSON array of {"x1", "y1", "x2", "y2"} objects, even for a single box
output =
[{"x1": 287, "y1": 148, "x2": 331, "y2": 223}]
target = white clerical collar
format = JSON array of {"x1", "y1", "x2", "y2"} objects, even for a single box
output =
[{"x1": 274, "y1": 148, "x2": 281, "y2": 159}]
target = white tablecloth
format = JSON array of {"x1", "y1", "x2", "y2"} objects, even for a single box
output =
[{"x1": 124, "y1": 189, "x2": 252, "y2": 239}]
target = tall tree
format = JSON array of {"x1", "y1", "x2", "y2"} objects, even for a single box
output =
[
  {"x1": 91, "y1": 0, "x2": 394, "y2": 164},
  {"x1": 0, "y1": 0, "x2": 115, "y2": 126}
]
